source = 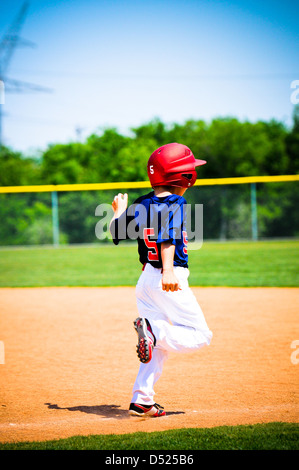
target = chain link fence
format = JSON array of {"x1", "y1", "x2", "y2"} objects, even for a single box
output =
[{"x1": 0, "y1": 177, "x2": 298, "y2": 246}]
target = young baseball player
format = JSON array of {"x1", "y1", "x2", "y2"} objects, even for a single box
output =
[{"x1": 109, "y1": 143, "x2": 212, "y2": 417}]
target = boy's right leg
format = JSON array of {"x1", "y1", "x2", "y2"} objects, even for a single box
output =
[
  {"x1": 137, "y1": 267, "x2": 213, "y2": 355},
  {"x1": 134, "y1": 317, "x2": 156, "y2": 364}
]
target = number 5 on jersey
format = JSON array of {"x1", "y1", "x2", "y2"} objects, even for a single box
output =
[{"x1": 143, "y1": 227, "x2": 159, "y2": 261}]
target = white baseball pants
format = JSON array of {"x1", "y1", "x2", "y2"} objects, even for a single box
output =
[{"x1": 131, "y1": 263, "x2": 213, "y2": 405}]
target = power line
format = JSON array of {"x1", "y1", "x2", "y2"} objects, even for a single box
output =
[
  {"x1": 5, "y1": 69, "x2": 299, "y2": 81},
  {"x1": 4, "y1": 112, "x2": 74, "y2": 128}
]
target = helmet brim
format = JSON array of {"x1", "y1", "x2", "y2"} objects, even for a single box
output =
[{"x1": 194, "y1": 159, "x2": 207, "y2": 167}]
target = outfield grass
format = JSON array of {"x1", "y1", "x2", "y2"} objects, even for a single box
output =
[
  {"x1": 0, "y1": 423, "x2": 298, "y2": 450},
  {"x1": 0, "y1": 240, "x2": 298, "y2": 287}
]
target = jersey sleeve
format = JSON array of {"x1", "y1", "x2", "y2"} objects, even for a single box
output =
[
  {"x1": 109, "y1": 208, "x2": 133, "y2": 245},
  {"x1": 109, "y1": 197, "x2": 142, "y2": 245}
]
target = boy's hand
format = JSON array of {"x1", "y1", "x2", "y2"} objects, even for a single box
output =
[
  {"x1": 112, "y1": 193, "x2": 128, "y2": 218},
  {"x1": 162, "y1": 268, "x2": 181, "y2": 292},
  {"x1": 161, "y1": 241, "x2": 181, "y2": 292}
]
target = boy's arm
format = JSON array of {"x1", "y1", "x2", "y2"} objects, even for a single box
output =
[{"x1": 161, "y1": 241, "x2": 181, "y2": 292}]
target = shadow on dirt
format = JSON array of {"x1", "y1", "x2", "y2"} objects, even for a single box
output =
[{"x1": 44, "y1": 403, "x2": 184, "y2": 419}]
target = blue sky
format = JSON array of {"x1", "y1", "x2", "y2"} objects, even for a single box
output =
[{"x1": 0, "y1": 0, "x2": 298, "y2": 153}]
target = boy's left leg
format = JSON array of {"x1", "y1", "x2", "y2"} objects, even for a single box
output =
[{"x1": 130, "y1": 347, "x2": 168, "y2": 406}]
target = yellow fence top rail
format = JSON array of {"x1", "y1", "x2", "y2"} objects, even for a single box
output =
[{"x1": 0, "y1": 174, "x2": 298, "y2": 194}]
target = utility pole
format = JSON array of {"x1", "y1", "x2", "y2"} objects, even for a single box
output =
[
  {"x1": 75, "y1": 126, "x2": 85, "y2": 142},
  {"x1": 0, "y1": 2, "x2": 52, "y2": 147}
]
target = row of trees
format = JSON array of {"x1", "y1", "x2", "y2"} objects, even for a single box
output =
[
  {"x1": 1, "y1": 108, "x2": 299, "y2": 187},
  {"x1": 0, "y1": 108, "x2": 298, "y2": 244}
]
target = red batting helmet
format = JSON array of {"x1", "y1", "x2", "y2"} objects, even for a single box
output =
[{"x1": 147, "y1": 143, "x2": 206, "y2": 188}]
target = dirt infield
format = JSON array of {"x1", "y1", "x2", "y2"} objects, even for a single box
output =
[{"x1": 0, "y1": 286, "x2": 298, "y2": 443}]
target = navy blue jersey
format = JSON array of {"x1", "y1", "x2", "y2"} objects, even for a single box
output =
[{"x1": 110, "y1": 191, "x2": 188, "y2": 268}]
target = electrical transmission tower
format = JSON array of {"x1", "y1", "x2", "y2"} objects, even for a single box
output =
[{"x1": 0, "y1": 1, "x2": 52, "y2": 147}]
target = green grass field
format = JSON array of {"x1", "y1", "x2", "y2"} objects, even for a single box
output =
[
  {"x1": 0, "y1": 423, "x2": 298, "y2": 450},
  {"x1": 1, "y1": 239, "x2": 298, "y2": 450},
  {"x1": 0, "y1": 239, "x2": 298, "y2": 287}
]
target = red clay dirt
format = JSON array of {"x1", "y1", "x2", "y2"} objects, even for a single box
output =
[{"x1": 0, "y1": 286, "x2": 298, "y2": 443}]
